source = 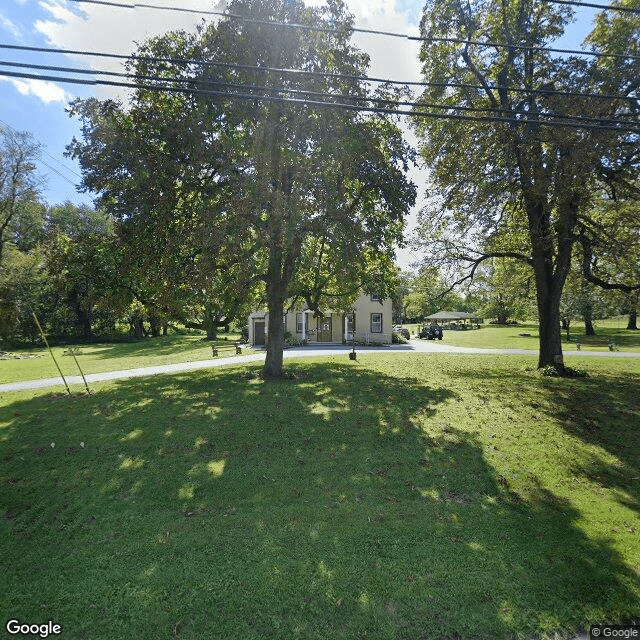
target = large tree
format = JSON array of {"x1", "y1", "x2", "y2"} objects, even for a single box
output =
[
  {"x1": 413, "y1": 0, "x2": 639, "y2": 373},
  {"x1": 0, "y1": 127, "x2": 42, "y2": 266},
  {"x1": 69, "y1": 0, "x2": 415, "y2": 377},
  {"x1": 197, "y1": 0, "x2": 415, "y2": 377},
  {"x1": 67, "y1": 30, "x2": 259, "y2": 341}
]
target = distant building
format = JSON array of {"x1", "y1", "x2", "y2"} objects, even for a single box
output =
[
  {"x1": 424, "y1": 311, "x2": 483, "y2": 327},
  {"x1": 248, "y1": 294, "x2": 393, "y2": 345}
]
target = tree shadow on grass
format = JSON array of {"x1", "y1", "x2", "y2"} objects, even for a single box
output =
[
  {"x1": 437, "y1": 358, "x2": 640, "y2": 512},
  {"x1": 539, "y1": 374, "x2": 640, "y2": 513},
  {"x1": 80, "y1": 334, "x2": 222, "y2": 361},
  {"x1": 0, "y1": 361, "x2": 638, "y2": 640}
]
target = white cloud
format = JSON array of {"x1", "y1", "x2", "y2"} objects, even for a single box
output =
[
  {"x1": 34, "y1": 0, "x2": 226, "y2": 101},
  {"x1": 2, "y1": 77, "x2": 69, "y2": 103},
  {"x1": 0, "y1": 11, "x2": 23, "y2": 39}
]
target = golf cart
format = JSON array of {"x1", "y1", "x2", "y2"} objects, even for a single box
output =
[{"x1": 418, "y1": 324, "x2": 443, "y2": 340}]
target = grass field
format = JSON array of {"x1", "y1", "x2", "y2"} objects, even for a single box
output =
[
  {"x1": 1, "y1": 353, "x2": 638, "y2": 639},
  {"x1": 405, "y1": 320, "x2": 640, "y2": 353},
  {"x1": 0, "y1": 333, "x2": 244, "y2": 384},
  {"x1": 2, "y1": 320, "x2": 640, "y2": 386}
]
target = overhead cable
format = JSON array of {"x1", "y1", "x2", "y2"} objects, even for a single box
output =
[
  {"x1": 1, "y1": 58, "x2": 637, "y2": 128},
  {"x1": 1, "y1": 43, "x2": 637, "y2": 103},
  {"x1": 541, "y1": 0, "x2": 640, "y2": 14},
  {"x1": 0, "y1": 67, "x2": 637, "y2": 134},
  {"x1": 66, "y1": 0, "x2": 640, "y2": 61},
  {"x1": 0, "y1": 117, "x2": 82, "y2": 183}
]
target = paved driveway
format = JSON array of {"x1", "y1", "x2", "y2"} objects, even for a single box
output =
[{"x1": 1, "y1": 340, "x2": 638, "y2": 394}]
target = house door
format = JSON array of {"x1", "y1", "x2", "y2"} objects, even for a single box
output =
[
  {"x1": 253, "y1": 320, "x2": 265, "y2": 345},
  {"x1": 317, "y1": 317, "x2": 332, "y2": 342}
]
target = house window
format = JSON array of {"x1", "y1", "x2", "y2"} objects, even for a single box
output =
[
  {"x1": 371, "y1": 313, "x2": 382, "y2": 333},
  {"x1": 296, "y1": 313, "x2": 303, "y2": 333},
  {"x1": 370, "y1": 293, "x2": 381, "y2": 302}
]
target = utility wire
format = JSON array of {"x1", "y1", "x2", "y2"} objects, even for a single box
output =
[
  {"x1": 0, "y1": 116, "x2": 82, "y2": 183},
  {"x1": 2, "y1": 58, "x2": 637, "y2": 128},
  {"x1": 541, "y1": 0, "x2": 640, "y2": 14},
  {"x1": 1, "y1": 67, "x2": 638, "y2": 133},
  {"x1": 412, "y1": 35, "x2": 640, "y2": 61},
  {"x1": 37, "y1": 159, "x2": 79, "y2": 187},
  {"x1": 1, "y1": 43, "x2": 638, "y2": 103},
  {"x1": 67, "y1": 0, "x2": 640, "y2": 61}
]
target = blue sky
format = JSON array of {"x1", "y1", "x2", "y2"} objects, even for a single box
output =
[{"x1": 0, "y1": 0, "x2": 599, "y2": 220}]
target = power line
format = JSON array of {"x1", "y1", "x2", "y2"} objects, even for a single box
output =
[
  {"x1": 0, "y1": 117, "x2": 82, "y2": 183},
  {"x1": 1, "y1": 42, "x2": 637, "y2": 104},
  {"x1": 2, "y1": 58, "x2": 637, "y2": 129},
  {"x1": 38, "y1": 159, "x2": 79, "y2": 187},
  {"x1": 541, "y1": 0, "x2": 640, "y2": 14},
  {"x1": 0, "y1": 67, "x2": 637, "y2": 134},
  {"x1": 67, "y1": 0, "x2": 640, "y2": 61},
  {"x1": 412, "y1": 35, "x2": 640, "y2": 61}
]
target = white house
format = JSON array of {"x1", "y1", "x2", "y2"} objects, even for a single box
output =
[{"x1": 248, "y1": 293, "x2": 393, "y2": 346}]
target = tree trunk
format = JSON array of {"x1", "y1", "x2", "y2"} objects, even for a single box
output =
[
  {"x1": 149, "y1": 314, "x2": 162, "y2": 337},
  {"x1": 530, "y1": 246, "x2": 567, "y2": 371},
  {"x1": 78, "y1": 308, "x2": 93, "y2": 341},
  {"x1": 537, "y1": 291, "x2": 565, "y2": 371},
  {"x1": 526, "y1": 190, "x2": 576, "y2": 373},
  {"x1": 627, "y1": 308, "x2": 638, "y2": 330},
  {"x1": 130, "y1": 316, "x2": 145, "y2": 339},
  {"x1": 584, "y1": 303, "x2": 595, "y2": 336},
  {"x1": 203, "y1": 304, "x2": 218, "y2": 341},
  {"x1": 528, "y1": 204, "x2": 571, "y2": 373},
  {"x1": 263, "y1": 282, "x2": 286, "y2": 378},
  {"x1": 206, "y1": 325, "x2": 217, "y2": 341}
]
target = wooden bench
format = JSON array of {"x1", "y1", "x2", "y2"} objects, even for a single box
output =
[
  {"x1": 575, "y1": 338, "x2": 618, "y2": 351},
  {"x1": 211, "y1": 342, "x2": 244, "y2": 357}
]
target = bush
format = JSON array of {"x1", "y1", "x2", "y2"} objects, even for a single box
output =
[{"x1": 539, "y1": 365, "x2": 589, "y2": 378}]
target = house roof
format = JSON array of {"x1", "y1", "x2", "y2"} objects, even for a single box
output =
[{"x1": 425, "y1": 310, "x2": 481, "y2": 321}]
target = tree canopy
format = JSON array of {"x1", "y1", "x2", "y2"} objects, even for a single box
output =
[
  {"x1": 413, "y1": 0, "x2": 639, "y2": 373},
  {"x1": 67, "y1": 0, "x2": 416, "y2": 377}
]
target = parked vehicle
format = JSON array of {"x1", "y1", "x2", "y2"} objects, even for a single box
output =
[
  {"x1": 419, "y1": 324, "x2": 443, "y2": 340},
  {"x1": 393, "y1": 325, "x2": 410, "y2": 340}
]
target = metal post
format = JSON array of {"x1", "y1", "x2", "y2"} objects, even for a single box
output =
[
  {"x1": 32, "y1": 312, "x2": 71, "y2": 395},
  {"x1": 69, "y1": 350, "x2": 92, "y2": 395}
]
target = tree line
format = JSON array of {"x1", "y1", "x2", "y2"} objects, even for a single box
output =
[
  {"x1": 412, "y1": 0, "x2": 640, "y2": 372},
  {"x1": 393, "y1": 259, "x2": 638, "y2": 333},
  {"x1": 1, "y1": 0, "x2": 638, "y2": 378}
]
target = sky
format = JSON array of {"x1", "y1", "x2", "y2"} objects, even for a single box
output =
[{"x1": 0, "y1": 0, "x2": 599, "y2": 268}]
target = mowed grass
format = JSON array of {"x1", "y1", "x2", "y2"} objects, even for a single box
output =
[
  {"x1": 405, "y1": 320, "x2": 640, "y2": 352},
  {"x1": 3, "y1": 320, "x2": 639, "y2": 385},
  {"x1": 0, "y1": 333, "x2": 245, "y2": 384},
  {"x1": 1, "y1": 354, "x2": 638, "y2": 640}
]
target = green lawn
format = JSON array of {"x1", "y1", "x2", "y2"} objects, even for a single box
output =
[
  {"x1": 1, "y1": 353, "x2": 638, "y2": 639},
  {"x1": 4, "y1": 321, "x2": 640, "y2": 387},
  {"x1": 0, "y1": 333, "x2": 245, "y2": 384},
  {"x1": 405, "y1": 320, "x2": 640, "y2": 352}
]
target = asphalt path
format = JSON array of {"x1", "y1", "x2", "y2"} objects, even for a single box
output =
[{"x1": 1, "y1": 339, "x2": 639, "y2": 394}]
